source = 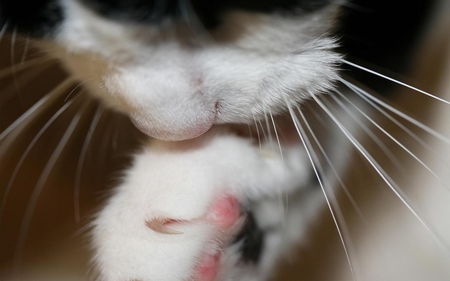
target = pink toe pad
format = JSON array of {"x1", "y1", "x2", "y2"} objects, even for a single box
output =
[
  {"x1": 207, "y1": 195, "x2": 240, "y2": 230},
  {"x1": 194, "y1": 253, "x2": 220, "y2": 281}
]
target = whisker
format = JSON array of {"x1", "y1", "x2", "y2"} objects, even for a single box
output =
[
  {"x1": 307, "y1": 105, "x2": 329, "y2": 128},
  {"x1": 0, "y1": 62, "x2": 56, "y2": 106},
  {"x1": 0, "y1": 56, "x2": 55, "y2": 79},
  {"x1": 268, "y1": 107, "x2": 288, "y2": 227},
  {"x1": 287, "y1": 101, "x2": 356, "y2": 280},
  {"x1": 0, "y1": 78, "x2": 76, "y2": 144},
  {"x1": 332, "y1": 89, "x2": 450, "y2": 191},
  {"x1": 327, "y1": 93, "x2": 407, "y2": 174},
  {"x1": 257, "y1": 120, "x2": 269, "y2": 144},
  {"x1": 9, "y1": 28, "x2": 24, "y2": 106},
  {"x1": 20, "y1": 36, "x2": 30, "y2": 65},
  {"x1": 0, "y1": 96, "x2": 80, "y2": 222},
  {"x1": 0, "y1": 20, "x2": 8, "y2": 43},
  {"x1": 297, "y1": 106, "x2": 368, "y2": 224},
  {"x1": 341, "y1": 79, "x2": 450, "y2": 144},
  {"x1": 13, "y1": 102, "x2": 87, "y2": 272},
  {"x1": 74, "y1": 105, "x2": 104, "y2": 223},
  {"x1": 263, "y1": 105, "x2": 274, "y2": 147},
  {"x1": 312, "y1": 94, "x2": 450, "y2": 258},
  {"x1": 9, "y1": 28, "x2": 16, "y2": 69},
  {"x1": 247, "y1": 124, "x2": 253, "y2": 140},
  {"x1": 64, "y1": 79, "x2": 93, "y2": 102},
  {"x1": 342, "y1": 59, "x2": 450, "y2": 105},
  {"x1": 252, "y1": 113, "x2": 262, "y2": 150},
  {"x1": 300, "y1": 104, "x2": 390, "y2": 275},
  {"x1": 342, "y1": 79, "x2": 450, "y2": 167},
  {"x1": 268, "y1": 108, "x2": 284, "y2": 163}
]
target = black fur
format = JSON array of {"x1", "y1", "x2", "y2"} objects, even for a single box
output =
[
  {"x1": 0, "y1": 0, "x2": 63, "y2": 37},
  {"x1": 0, "y1": 0, "x2": 330, "y2": 36},
  {"x1": 233, "y1": 211, "x2": 265, "y2": 264},
  {"x1": 81, "y1": 0, "x2": 330, "y2": 29},
  {"x1": 337, "y1": 0, "x2": 437, "y2": 94}
]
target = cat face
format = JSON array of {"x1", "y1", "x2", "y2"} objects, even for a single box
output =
[{"x1": 0, "y1": 0, "x2": 342, "y2": 140}]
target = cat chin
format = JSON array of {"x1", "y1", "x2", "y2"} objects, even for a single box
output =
[{"x1": 129, "y1": 111, "x2": 216, "y2": 141}]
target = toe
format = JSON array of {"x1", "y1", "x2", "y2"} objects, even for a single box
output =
[
  {"x1": 207, "y1": 194, "x2": 240, "y2": 230},
  {"x1": 193, "y1": 252, "x2": 221, "y2": 281}
]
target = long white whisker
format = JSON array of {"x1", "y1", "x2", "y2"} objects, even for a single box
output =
[
  {"x1": 312, "y1": 94, "x2": 450, "y2": 258},
  {"x1": 268, "y1": 107, "x2": 288, "y2": 226},
  {"x1": 342, "y1": 79, "x2": 450, "y2": 167},
  {"x1": 13, "y1": 104, "x2": 86, "y2": 272},
  {"x1": 263, "y1": 105, "x2": 274, "y2": 147},
  {"x1": 257, "y1": 119, "x2": 269, "y2": 144},
  {"x1": 74, "y1": 106, "x2": 104, "y2": 223},
  {"x1": 0, "y1": 97, "x2": 80, "y2": 222},
  {"x1": 342, "y1": 59, "x2": 450, "y2": 105},
  {"x1": 300, "y1": 104, "x2": 389, "y2": 273},
  {"x1": 252, "y1": 113, "x2": 262, "y2": 150},
  {"x1": 287, "y1": 101, "x2": 356, "y2": 280},
  {"x1": 341, "y1": 79, "x2": 450, "y2": 144},
  {"x1": 0, "y1": 78, "x2": 76, "y2": 143},
  {"x1": 297, "y1": 106, "x2": 367, "y2": 224},
  {"x1": 268, "y1": 108, "x2": 284, "y2": 165},
  {"x1": 327, "y1": 93, "x2": 407, "y2": 174},
  {"x1": 247, "y1": 124, "x2": 253, "y2": 140},
  {"x1": 261, "y1": 106, "x2": 284, "y2": 227},
  {"x1": 333, "y1": 89, "x2": 450, "y2": 191},
  {"x1": 307, "y1": 105, "x2": 329, "y2": 128}
]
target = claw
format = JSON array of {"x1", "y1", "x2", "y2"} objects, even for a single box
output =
[{"x1": 145, "y1": 219, "x2": 184, "y2": 235}]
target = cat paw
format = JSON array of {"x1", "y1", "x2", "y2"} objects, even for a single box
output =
[
  {"x1": 93, "y1": 191, "x2": 243, "y2": 281},
  {"x1": 92, "y1": 129, "x2": 310, "y2": 281}
]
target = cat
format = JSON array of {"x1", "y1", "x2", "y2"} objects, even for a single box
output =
[{"x1": 0, "y1": 0, "x2": 449, "y2": 280}]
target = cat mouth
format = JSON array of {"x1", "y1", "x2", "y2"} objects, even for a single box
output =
[{"x1": 129, "y1": 103, "x2": 219, "y2": 141}]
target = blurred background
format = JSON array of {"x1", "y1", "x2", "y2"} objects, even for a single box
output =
[{"x1": 1, "y1": 0, "x2": 450, "y2": 280}]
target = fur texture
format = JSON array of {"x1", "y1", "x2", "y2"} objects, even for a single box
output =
[
  {"x1": 35, "y1": 4, "x2": 345, "y2": 277},
  {"x1": 92, "y1": 128, "x2": 315, "y2": 280},
  {"x1": 43, "y1": 0, "x2": 342, "y2": 141}
]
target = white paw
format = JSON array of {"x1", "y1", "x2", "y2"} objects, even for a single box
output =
[{"x1": 92, "y1": 129, "x2": 310, "y2": 281}]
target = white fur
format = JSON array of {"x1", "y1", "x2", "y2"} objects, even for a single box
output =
[
  {"x1": 43, "y1": 0, "x2": 342, "y2": 141},
  {"x1": 38, "y1": 1, "x2": 346, "y2": 280},
  {"x1": 92, "y1": 129, "x2": 312, "y2": 280}
]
